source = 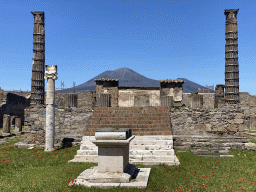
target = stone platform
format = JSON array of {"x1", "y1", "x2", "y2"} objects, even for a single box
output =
[
  {"x1": 69, "y1": 135, "x2": 180, "y2": 166},
  {"x1": 69, "y1": 166, "x2": 151, "y2": 189}
]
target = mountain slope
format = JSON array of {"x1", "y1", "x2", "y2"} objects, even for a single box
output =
[{"x1": 56, "y1": 68, "x2": 213, "y2": 93}]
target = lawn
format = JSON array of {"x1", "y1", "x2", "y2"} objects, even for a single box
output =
[{"x1": 0, "y1": 135, "x2": 256, "y2": 192}]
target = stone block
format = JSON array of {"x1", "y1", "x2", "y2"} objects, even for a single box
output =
[
  {"x1": 235, "y1": 113, "x2": 244, "y2": 119},
  {"x1": 205, "y1": 124, "x2": 212, "y2": 131},
  {"x1": 30, "y1": 114, "x2": 39, "y2": 118},
  {"x1": 217, "y1": 126, "x2": 226, "y2": 132},
  {"x1": 226, "y1": 124, "x2": 238, "y2": 132},
  {"x1": 234, "y1": 119, "x2": 243, "y2": 124},
  {"x1": 238, "y1": 124, "x2": 244, "y2": 132},
  {"x1": 194, "y1": 124, "x2": 205, "y2": 130},
  {"x1": 250, "y1": 116, "x2": 256, "y2": 130}
]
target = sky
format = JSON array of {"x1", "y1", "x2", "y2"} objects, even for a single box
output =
[{"x1": 1, "y1": 0, "x2": 256, "y2": 94}]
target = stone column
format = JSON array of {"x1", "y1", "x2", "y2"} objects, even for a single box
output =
[
  {"x1": 3, "y1": 114, "x2": 11, "y2": 134},
  {"x1": 15, "y1": 118, "x2": 22, "y2": 132},
  {"x1": 11, "y1": 116, "x2": 18, "y2": 128},
  {"x1": 44, "y1": 65, "x2": 58, "y2": 152}
]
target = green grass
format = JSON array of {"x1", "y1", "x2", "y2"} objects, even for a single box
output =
[{"x1": 1, "y1": 136, "x2": 256, "y2": 191}]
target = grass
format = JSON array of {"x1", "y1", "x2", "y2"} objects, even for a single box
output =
[{"x1": 0, "y1": 136, "x2": 256, "y2": 191}]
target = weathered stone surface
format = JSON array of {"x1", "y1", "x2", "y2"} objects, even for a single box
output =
[
  {"x1": 3, "y1": 114, "x2": 10, "y2": 133},
  {"x1": 234, "y1": 119, "x2": 244, "y2": 124},
  {"x1": 15, "y1": 118, "x2": 22, "y2": 132},
  {"x1": 194, "y1": 124, "x2": 205, "y2": 130},
  {"x1": 22, "y1": 106, "x2": 93, "y2": 145},
  {"x1": 226, "y1": 124, "x2": 238, "y2": 132}
]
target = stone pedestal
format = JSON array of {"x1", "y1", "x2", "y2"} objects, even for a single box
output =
[
  {"x1": 44, "y1": 65, "x2": 58, "y2": 152},
  {"x1": 15, "y1": 118, "x2": 22, "y2": 132},
  {"x1": 70, "y1": 128, "x2": 151, "y2": 188},
  {"x1": 3, "y1": 114, "x2": 10, "y2": 134}
]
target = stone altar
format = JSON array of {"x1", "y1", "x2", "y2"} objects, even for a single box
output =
[{"x1": 69, "y1": 128, "x2": 151, "y2": 188}]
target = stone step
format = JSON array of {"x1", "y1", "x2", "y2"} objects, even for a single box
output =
[
  {"x1": 70, "y1": 155, "x2": 176, "y2": 163},
  {"x1": 174, "y1": 139, "x2": 248, "y2": 143},
  {"x1": 77, "y1": 149, "x2": 175, "y2": 156},
  {"x1": 133, "y1": 155, "x2": 176, "y2": 162},
  {"x1": 174, "y1": 142, "x2": 249, "y2": 150},
  {"x1": 131, "y1": 140, "x2": 173, "y2": 146},
  {"x1": 79, "y1": 144, "x2": 173, "y2": 151},
  {"x1": 82, "y1": 135, "x2": 174, "y2": 141},
  {"x1": 131, "y1": 161, "x2": 179, "y2": 166},
  {"x1": 244, "y1": 132, "x2": 256, "y2": 136},
  {"x1": 175, "y1": 142, "x2": 247, "y2": 146},
  {"x1": 130, "y1": 150, "x2": 174, "y2": 156},
  {"x1": 68, "y1": 156, "x2": 180, "y2": 166},
  {"x1": 130, "y1": 145, "x2": 173, "y2": 150},
  {"x1": 81, "y1": 139, "x2": 173, "y2": 146},
  {"x1": 68, "y1": 155, "x2": 98, "y2": 163}
]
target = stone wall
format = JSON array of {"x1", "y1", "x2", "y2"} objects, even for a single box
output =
[
  {"x1": 182, "y1": 93, "x2": 214, "y2": 109},
  {"x1": 0, "y1": 91, "x2": 31, "y2": 127},
  {"x1": 77, "y1": 90, "x2": 96, "y2": 108},
  {"x1": 23, "y1": 106, "x2": 93, "y2": 145},
  {"x1": 239, "y1": 92, "x2": 256, "y2": 108},
  {"x1": 171, "y1": 104, "x2": 251, "y2": 137},
  {"x1": 118, "y1": 88, "x2": 160, "y2": 107}
]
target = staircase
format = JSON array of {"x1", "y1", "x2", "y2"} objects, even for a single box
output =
[
  {"x1": 69, "y1": 135, "x2": 180, "y2": 165},
  {"x1": 84, "y1": 106, "x2": 172, "y2": 136},
  {"x1": 69, "y1": 106, "x2": 180, "y2": 165}
]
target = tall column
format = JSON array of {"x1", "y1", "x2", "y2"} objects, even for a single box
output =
[
  {"x1": 31, "y1": 12, "x2": 45, "y2": 106},
  {"x1": 224, "y1": 9, "x2": 239, "y2": 104},
  {"x1": 44, "y1": 65, "x2": 58, "y2": 152}
]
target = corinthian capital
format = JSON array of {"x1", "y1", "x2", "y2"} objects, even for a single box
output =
[
  {"x1": 44, "y1": 65, "x2": 58, "y2": 80},
  {"x1": 31, "y1": 12, "x2": 45, "y2": 23}
]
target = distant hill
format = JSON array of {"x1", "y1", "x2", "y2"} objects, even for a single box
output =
[{"x1": 56, "y1": 68, "x2": 214, "y2": 93}]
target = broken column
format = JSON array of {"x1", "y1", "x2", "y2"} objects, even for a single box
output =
[
  {"x1": 15, "y1": 118, "x2": 22, "y2": 132},
  {"x1": 2, "y1": 114, "x2": 10, "y2": 134},
  {"x1": 44, "y1": 65, "x2": 58, "y2": 152}
]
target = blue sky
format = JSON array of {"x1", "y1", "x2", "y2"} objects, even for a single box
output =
[{"x1": 1, "y1": 0, "x2": 256, "y2": 94}]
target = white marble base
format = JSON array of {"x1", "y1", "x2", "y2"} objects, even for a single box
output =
[
  {"x1": 69, "y1": 166, "x2": 151, "y2": 189},
  {"x1": 86, "y1": 164, "x2": 136, "y2": 183}
]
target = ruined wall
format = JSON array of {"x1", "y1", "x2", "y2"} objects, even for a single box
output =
[
  {"x1": 77, "y1": 90, "x2": 96, "y2": 108},
  {"x1": 199, "y1": 93, "x2": 215, "y2": 109},
  {"x1": 0, "y1": 89, "x2": 4, "y2": 104},
  {"x1": 239, "y1": 92, "x2": 256, "y2": 108},
  {"x1": 23, "y1": 106, "x2": 93, "y2": 145},
  {"x1": 118, "y1": 88, "x2": 160, "y2": 107},
  {"x1": 182, "y1": 93, "x2": 214, "y2": 109},
  {"x1": 95, "y1": 79, "x2": 119, "y2": 107},
  {"x1": 0, "y1": 91, "x2": 31, "y2": 127},
  {"x1": 171, "y1": 105, "x2": 249, "y2": 137}
]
